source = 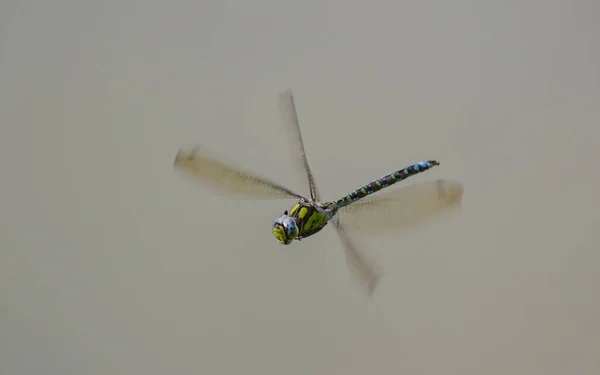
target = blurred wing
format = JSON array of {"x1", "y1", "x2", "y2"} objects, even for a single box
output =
[
  {"x1": 331, "y1": 217, "x2": 381, "y2": 297},
  {"x1": 278, "y1": 89, "x2": 321, "y2": 202},
  {"x1": 174, "y1": 146, "x2": 305, "y2": 199},
  {"x1": 337, "y1": 179, "x2": 463, "y2": 232}
]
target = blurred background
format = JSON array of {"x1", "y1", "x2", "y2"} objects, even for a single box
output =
[{"x1": 1, "y1": 0, "x2": 599, "y2": 374}]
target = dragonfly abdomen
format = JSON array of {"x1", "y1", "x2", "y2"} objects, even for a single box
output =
[{"x1": 331, "y1": 160, "x2": 440, "y2": 208}]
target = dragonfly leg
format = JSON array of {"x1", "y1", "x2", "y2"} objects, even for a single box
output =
[{"x1": 296, "y1": 224, "x2": 327, "y2": 240}]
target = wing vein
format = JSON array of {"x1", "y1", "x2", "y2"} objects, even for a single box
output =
[
  {"x1": 174, "y1": 146, "x2": 304, "y2": 199},
  {"x1": 279, "y1": 89, "x2": 321, "y2": 201}
]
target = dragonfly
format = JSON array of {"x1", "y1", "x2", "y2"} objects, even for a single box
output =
[{"x1": 174, "y1": 89, "x2": 463, "y2": 296}]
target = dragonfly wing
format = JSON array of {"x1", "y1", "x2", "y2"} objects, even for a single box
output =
[
  {"x1": 174, "y1": 146, "x2": 304, "y2": 199},
  {"x1": 278, "y1": 89, "x2": 321, "y2": 202},
  {"x1": 331, "y1": 217, "x2": 381, "y2": 297},
  {"x1": 337, "y1": 179, "x2": 463, "y2": 232}
]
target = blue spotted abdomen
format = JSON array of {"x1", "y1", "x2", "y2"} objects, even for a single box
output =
[{"x1": 331, "y1": 160, "x2": 440, "y2": 208}]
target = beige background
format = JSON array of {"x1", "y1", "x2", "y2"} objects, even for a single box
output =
[{"x1": 2, "y1": 1, "x2": 599, "y2": 374}]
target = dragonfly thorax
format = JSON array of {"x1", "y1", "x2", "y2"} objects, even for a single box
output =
[{"x1": 273, "y1": 211, "x2": 299, "y2": 245}]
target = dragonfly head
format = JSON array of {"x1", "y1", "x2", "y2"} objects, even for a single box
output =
[{"x1": 273, "y1": 211, "x2": 299, "y2": 245}]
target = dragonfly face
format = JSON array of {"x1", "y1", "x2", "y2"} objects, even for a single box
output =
[{"x1": 273, "y1": 211, "x2": 299, "y2": 245}]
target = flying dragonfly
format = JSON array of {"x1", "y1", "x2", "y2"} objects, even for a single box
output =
[{"x1": 174, "y1": 90, "x2": 463, "y2": 296}]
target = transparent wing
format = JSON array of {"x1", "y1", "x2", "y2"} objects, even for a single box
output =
[
  {"x1": 278, "y1": 89, "x2": 321, "y2": 202},
  {"x1": 337, "y1": 179, "x2": 463, "y2": 232},
  {"x1": 331, "y1": 217, "x2": 381, "y2": 297},
  {"x1": 174, "y1": 146, "x2": 305, "y2": 199}
]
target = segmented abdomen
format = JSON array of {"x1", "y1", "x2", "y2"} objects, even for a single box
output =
[{"x1": 330, "y1": 160, "x2": 440, "y2": 208}]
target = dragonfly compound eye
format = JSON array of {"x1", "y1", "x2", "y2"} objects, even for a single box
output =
[
  {"x1": 282, "y1": 217, "x2": 299, "y2": 237},
  {"x1": 273, "y1": 215, "x2": 290, "y2": 244}
]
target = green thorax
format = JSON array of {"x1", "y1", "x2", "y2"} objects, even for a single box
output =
[{"x1": 288, "y1": 201, "x2": 332, "y2": 239}]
